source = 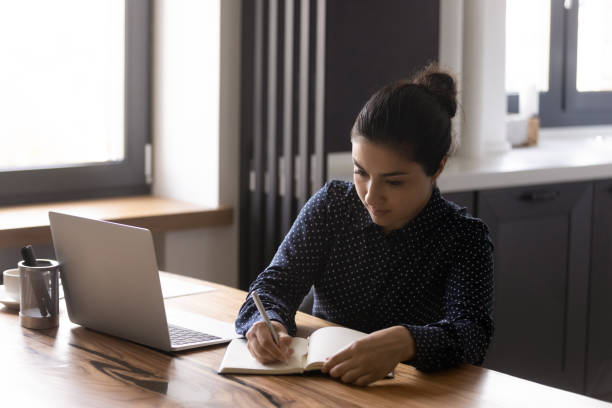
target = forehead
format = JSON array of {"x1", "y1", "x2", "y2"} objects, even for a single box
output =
[{"x1": 351, "y1": 139, "x2": 421, "y2": 173}]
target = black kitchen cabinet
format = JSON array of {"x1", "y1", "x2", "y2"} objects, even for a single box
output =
[
  {"x1": 478, "y1": 182, "x2": 593, "y2": 394},
  {"x1": 586, "y1": 179, "x2": 612, "y2": 402}
]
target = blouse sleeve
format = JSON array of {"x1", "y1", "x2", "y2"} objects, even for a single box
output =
[
  {"x1": 401, "y1": 222, "x2": 495, "y2": 372},
  {"x1": 234, "y1": 182, "x2": 334, "y2": 337}
]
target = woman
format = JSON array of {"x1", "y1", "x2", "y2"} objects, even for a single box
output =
[{"x1": 235, "y1": 64, "x2": 494, "y2": 387}]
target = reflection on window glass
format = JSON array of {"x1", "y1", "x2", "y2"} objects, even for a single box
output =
[
  {"x1": 576, "y1": 0, "x2": 612, "y2": 92},
  {"x1": 0, "y1": 0, "x2": 125, "y2": 171},
  {"x1": 505, "y1": 0, "x2": 551, "y2": 93}
]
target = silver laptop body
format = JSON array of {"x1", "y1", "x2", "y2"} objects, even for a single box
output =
[{"x1": 48, "y1": 211, "x2": 238, "y2": 351}]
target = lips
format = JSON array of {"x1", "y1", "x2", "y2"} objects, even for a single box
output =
[{"x1": 370, "y1": 207, "x2": 389, "y2": 216}]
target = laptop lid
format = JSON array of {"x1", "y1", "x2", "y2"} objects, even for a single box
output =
[{"x1": 49, "y1": 211, "x2": 173, "y2": 350}]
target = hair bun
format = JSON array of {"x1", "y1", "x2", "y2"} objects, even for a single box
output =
[{"x1": 411, "y1": 63, "x2": 457, "y2": 119}]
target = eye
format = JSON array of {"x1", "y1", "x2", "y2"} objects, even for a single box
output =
[
  {"x1": 353, "y1": 169, "x2": 367, "y2": 177},
  {"x1": 386, "y1": 180, "x2": 403, "y2": 186}
]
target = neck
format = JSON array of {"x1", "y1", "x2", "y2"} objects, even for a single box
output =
[{"x1": 382, "y1": 187, "x2": 434, "y2": 234}]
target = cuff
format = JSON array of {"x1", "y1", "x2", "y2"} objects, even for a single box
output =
[
  {"x1": 238, "y1": 309, "x2": 294, "y2": 337},
  {"x1": 401, "y1": 324, "x2": 453, "y2": 372}
]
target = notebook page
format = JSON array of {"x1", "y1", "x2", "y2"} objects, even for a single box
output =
[
  {"x1": 218, "y1": 337, "x2": 309, "y2": 374},
  {"x1": 305, "y1": 326, "x2": 368, "y2": 370}
]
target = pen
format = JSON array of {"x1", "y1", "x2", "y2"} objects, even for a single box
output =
[
  {"x1": 251, "y1": 291, "x2": 279, "y2": 345},
  {"x1": 21, "y1": 244, "x2": 38, "y2": 267},
  {"x1": 20, "y1": 245, "x2": 50, "y2": 317}
]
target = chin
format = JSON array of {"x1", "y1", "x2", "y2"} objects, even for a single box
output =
[{"x1": 370, "y1": 214, "x2": 392, "y2": 226}]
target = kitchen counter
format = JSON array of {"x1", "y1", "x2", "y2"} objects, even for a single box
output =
[{"x1": 327, "y1": 125, "x2": 612, "y2": 193}]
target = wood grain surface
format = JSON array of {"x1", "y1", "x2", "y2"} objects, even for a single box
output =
[{"x1": 0, "y1": 273, "x2": 609, "y2": 407}]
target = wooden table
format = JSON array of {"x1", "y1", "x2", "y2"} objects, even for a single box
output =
[{"x1": 1, "y1": 274, "x2": 610, "y2": 407}]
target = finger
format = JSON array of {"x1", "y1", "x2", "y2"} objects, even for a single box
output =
[
  {"x1": 255, "y1": 327, "x2": 287, "y2": 361},
  {"x1": 328, "y1": 359, "x2": 359, "y2": 379},
  {"x1": 247, "y1": 322, "x2": 283, "y2": 362},
  {"x1": 340, "y1": 367, "x2": 364, "y2": 384},
  {"x1": 247, "y1": 338, "x2": 277, "y2": 364},
  {"x1": 278, "y1": 331, "x2": 292, "y2": 345},
  {"x1": 245, "y1": 325, "x2": 256, "y2": 340},
  {"x1": 270, "y1": 320, "x2": 288, "y2": 335},
  {"x1": 246, "y1": 321, "x2": 269, "y2": 342},
  {"x1": 354, "y1": 373, "x2": 378, "y2": 387},
  {"x1": 278, "y1": 333, "x2": 293, "y2": 355},
  {"x1": 321, "y1": 347, "x2": 352, "y2": 373},
  {"x1": 271, "y1": 323, "x2": 293, "y2": 357},
  {"x1": 254, "y1": 339, "x2": 283, "y2": 363}
]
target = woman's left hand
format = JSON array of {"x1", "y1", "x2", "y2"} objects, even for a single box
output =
[{"x1": 320, "y1": 325, "x2": 416, "y2": 387}]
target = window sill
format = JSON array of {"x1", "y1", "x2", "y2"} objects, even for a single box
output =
[{"x1": 0, "y1": 195, "x2": 233, "y2": 247}]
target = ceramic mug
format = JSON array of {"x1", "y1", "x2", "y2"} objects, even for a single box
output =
[{"x1": 2, "y1": 268, "x2": 20, "y2": 301}]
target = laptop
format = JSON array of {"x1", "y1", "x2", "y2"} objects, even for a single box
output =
[{"x1": 48, "y1": 211, "x2": 239, "y2": 352}]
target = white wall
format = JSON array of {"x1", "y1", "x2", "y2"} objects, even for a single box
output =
[
  {"x1": 438, "y1": 0, "x2": 511, "y2": 157},
  {"x1": 153, "y1": 0, "x2": 220, "y2": 206},
  {"x1": 153, "y1": 0, "x2": 241, "y2": 287},
  {"x1": 439, "y1": 0, "x2": 464, "y2": 154}
]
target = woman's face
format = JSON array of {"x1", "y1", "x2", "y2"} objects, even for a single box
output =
[{"x1": 351, "y1": 137, "x2": 444, "y2": 233}]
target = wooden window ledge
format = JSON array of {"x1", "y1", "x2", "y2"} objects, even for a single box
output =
[{"x1": 0, "y1": 195, "x2": 233, "y2": 247}]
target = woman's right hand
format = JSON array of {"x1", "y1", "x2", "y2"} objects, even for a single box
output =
[{"x1": 245, "y1": 320, "x2": 294, "y2": 364}]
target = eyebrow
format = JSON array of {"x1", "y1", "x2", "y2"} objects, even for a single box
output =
[{"x1": 352, "y1": 158, "x2": 410, "y2": 177}]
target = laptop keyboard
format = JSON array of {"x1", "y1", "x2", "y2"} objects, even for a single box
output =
[{"x1": 168, "y1": 324, "x2": 221, "y2": 346}]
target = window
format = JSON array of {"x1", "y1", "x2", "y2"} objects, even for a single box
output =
[
  {"x1": 506, "y1": 0, "x2": 551, "y2": 95},
  {"x1": 0, "y1": 0, "x2": 151, "y2": 205},
  {"x1": 506, "y1": 0, "x2": 612, "y2": 125},
  {"x1": 576, "y1": 0, "x2": 612, "y2": 92}
]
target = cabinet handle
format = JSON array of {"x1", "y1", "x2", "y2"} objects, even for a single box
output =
[{"x1": 519, "y1": 190, "x2": 560, "y2": 202}]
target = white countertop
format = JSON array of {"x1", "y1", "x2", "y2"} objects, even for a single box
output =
[{"x1": 327, "y1": 126, "x2": 612, "y2": 193}]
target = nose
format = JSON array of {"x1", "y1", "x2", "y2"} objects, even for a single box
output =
[{"x1": 364, "y1": 179, "x2": 385, "y2": 207}]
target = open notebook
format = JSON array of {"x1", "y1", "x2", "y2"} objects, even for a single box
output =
[{"x1": 218, "y1": 326, "x2": 393, "y2": 377}]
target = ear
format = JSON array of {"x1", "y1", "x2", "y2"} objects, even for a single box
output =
[{"x1": 432, "y1": 156, "x2": 448, "y2": 183}]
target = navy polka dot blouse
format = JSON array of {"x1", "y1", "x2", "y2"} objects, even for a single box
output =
[{"x1": 235, "y1": 180, "x2": 494, "y2": 372}]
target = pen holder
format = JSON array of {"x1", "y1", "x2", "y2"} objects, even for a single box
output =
[{"x1": 18, "y1": 259, "x2": 60, "y2": 329}]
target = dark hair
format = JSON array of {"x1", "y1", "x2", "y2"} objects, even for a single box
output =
[{"x1": 351, "y1": 63, "x2": 457, "y2": 176}]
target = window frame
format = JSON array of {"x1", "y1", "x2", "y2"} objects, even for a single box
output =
[
  {"x1": 0, "y1": 0, "x2": 152, "y2": 206},
  {"x1": 539, "y1": 0, "x2": 612, "y2": 126}
]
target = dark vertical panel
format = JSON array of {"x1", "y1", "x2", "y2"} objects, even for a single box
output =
[
  {"x1": 312, "y1": 0, "x2": 327, "y2": 189},
  {"x1": 565, "y1": 181, "x2": 592, "y2": 395},
  {"x1": 539, "y1": 0, "x2": 565, "y2": 126},
  {"x1": 564, "y1": 0, "x2": 577, "y2": 111},
  {"x1": 324, "y1": 0, "x2": 439, "y2": 153},
  {"x1": 274, "y1": 0, "x2": 286, "y2": 251},
  {"x1": 282, "y1": 0, "x2": 296, "y2": 236},
  {"x1": 291, "y1": 0, "x2": 301, "y2": 221},
  {"x1": 265, "y1": 0, "x2": 279, "y2": 263},
  {"x1": 586, "y1": 179, "x2": 612, "y2": 402},
  {"x1": 239, "y1": 0, "x2": 255, "y2": 289},
  {"x1": 250, "y1": 0, "x2": 266, "y2": 286},
  {"x1": 297, "y1": 0, "x2": 311, "y2": 207},
  {"x1": 307, "y1": 0, "x2": 317, "y2": 195}
]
